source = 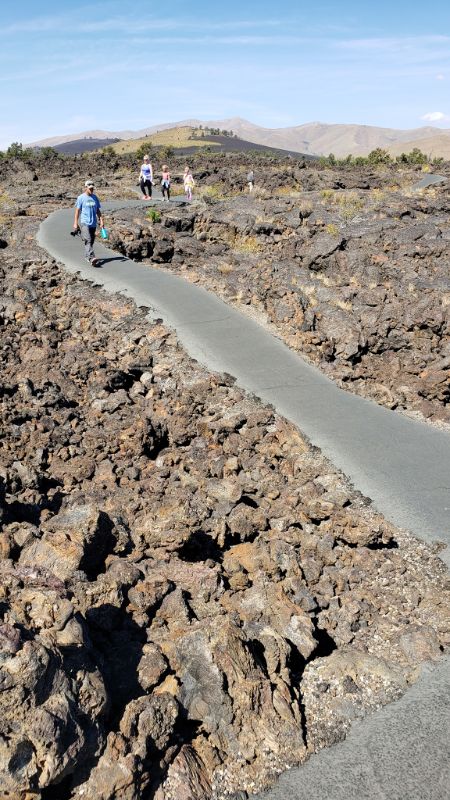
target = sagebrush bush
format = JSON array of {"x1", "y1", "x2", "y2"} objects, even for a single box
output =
[{"x1": 146, "y1": 209, "x2": 161, "y2": 223}]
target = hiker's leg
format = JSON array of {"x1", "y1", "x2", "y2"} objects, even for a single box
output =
[
  {"x1": 80, "y1": 224, "x2": 93, "y2": 260},
  {"x1": 87, "y1": 226, "x2": 96, "y2": 260}
]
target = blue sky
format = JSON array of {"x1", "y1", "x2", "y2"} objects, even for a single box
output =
[{"x1": 1, "y1": 0, "x2": 450, "y2": 148}]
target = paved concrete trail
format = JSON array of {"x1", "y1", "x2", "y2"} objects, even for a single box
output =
[
  {"x1": 38, "y1": 199, "x2": 450, "y2": 800},
  {"x1": 411, "y1": 173, "x2": 447, "y2": 190}
]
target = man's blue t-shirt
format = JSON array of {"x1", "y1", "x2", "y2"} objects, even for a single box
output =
[{"x1": 76, "y1": 193, "x2": 101, "y2": 227}]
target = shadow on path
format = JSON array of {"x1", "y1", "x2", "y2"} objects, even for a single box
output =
[{"x1": 92, "y1": 256, "x2": 128, "y2": 268}]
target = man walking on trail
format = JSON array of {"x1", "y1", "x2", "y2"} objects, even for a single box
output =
[{"x1": 73, "y1": 179, "x2": 104, "y2": 266}]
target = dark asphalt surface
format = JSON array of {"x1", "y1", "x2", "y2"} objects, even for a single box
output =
[{"x1": 37, "y1": 197, "x2": 450, "y2": 800}]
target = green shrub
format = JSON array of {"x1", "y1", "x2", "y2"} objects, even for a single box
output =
[
  {"x1": 396, "y1": 148, "x2": 428, "y2": 165},
  {"x1": 367, "y1": 148, "x2": 392, "y2": 165},
  {"x1": 146, "y1": 208, "x2": 161, "y2": 223},
  {"x1": 5, "y1": 142, "x2": 33, "y2": 160},
  {"x1": 101, "y1": 145, "x2": 116, "y2": 157},
  {"x1": 136, "y1": 143, "x2": 154, "y2": 161},
  {"x1": 38, "y1": 146, "x2": 59, "y2": 160}
]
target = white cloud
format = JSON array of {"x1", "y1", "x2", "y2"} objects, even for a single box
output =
[
  {"x1": 436, "y1": 74, "x2": 445, "y2": 80},
  {"x1": 420, "y1": 111, "x2": 450, "y2": 122},
  {"x1": 0, "y1": 14, "x2": 283, "y2": 37},
  {"x1": 337, "y1": 35, "x2": 450, "y2": 51}
]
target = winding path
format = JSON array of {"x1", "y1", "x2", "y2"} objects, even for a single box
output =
[{"x1": 38, "y1": 199, "x2": 450, "y2": 799}]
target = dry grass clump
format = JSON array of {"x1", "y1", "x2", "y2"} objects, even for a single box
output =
[
  {"x1": 274, "y1": 185, "x2": 303, "y2": 197},
  {"x1": 251, "y1": 185, "x2": 271, "y2": 199},
  {"x1": 233, "y1": 235, "x2": 262, "y2": 254},
  {"x1": 336, "y1": 191, "x2": 364, "y2": 220},
  {"x1": 255, "y1": 215, "x2": 276, "y2": 225},
  {"x1": 296, "y1": 281, "x2": 318, "y2": 299},
  {"x1": 325, "y1": 223, "x2": 339, "y2": 236},
  {"x1": 312, "y1": 273, "x2": 333, "y2": 287},
  {"x1": 320, "y1": 188, "x2": 364, "y2": 219},
  {"x1": 371, "y1": 188, "x2": 387, "y2": 203},
  {"x1": 0, "y1": 190, "x2": 13, "y2": 226},
  {"x1": 197, "y1": 184, "x2": 227, "y2": 201},
  {"x1": 333, "y1": 298, "x2": 353, "y2": 311},
  {"x1": 168, "y1": 184, "x2": 185, "y2": 197},
  {"x1": 217, "y1": 262, "x2": 235, "y2": 275}
]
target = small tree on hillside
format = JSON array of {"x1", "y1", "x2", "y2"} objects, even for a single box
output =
[
  {"x1": 396, "y1": 147, "x2": 428, "y2": 165},
  {"x1": 101, "y1": 145, "x2": 116, "y2": 158},
  {"x1": 367, "y1": 148, "x2": 391, "y2": 165},
  {"x1": 6, "y1": 142, "x2": 33, "y2": 159},
  {"x1": 162, "y1": 145, "x2": 175, "y2": 160},
  {"x1": 38, "y1": 146, "x2": 59, "y2": 160},
  {"x1": 136, "y1": 143, "x2": 154, "y2": 161}
]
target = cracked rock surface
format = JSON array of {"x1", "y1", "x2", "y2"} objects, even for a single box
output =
[
  {"x1": 0, "y1": 154, "x2": 449, "y2": 799},
  {"x1": 107, "y1": 163, "x2": 450, "y2": 427}
]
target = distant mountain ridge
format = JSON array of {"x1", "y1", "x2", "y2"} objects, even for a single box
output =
[{"x1": 28, "y1": 117, "x2": 450, "y2": 158}]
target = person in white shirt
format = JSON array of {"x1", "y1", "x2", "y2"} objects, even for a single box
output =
[{"x1": 139, "y1": 155, "x2": 153, "y2": 199}]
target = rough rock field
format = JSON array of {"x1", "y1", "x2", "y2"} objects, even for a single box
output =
[
  {"x1": 107, "y1": 159, "x2": 450, "y2": 427},
  {"x1": 0, "y1": 153, "x2": 449, "y2": 799}
]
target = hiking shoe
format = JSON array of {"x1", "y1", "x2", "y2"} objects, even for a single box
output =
[{"x1": 91, "y1": 258, "x2": 99, "y2": 267}]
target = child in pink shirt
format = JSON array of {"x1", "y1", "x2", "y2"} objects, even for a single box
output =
[{"x1": 161, "y1": 165, "x2": 171, "y2": 201}]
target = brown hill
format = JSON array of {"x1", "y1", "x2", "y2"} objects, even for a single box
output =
[
  {"x1": 109, "y1": 126, "x2": 220, "y2": 154},
  {"x1": 205, "y1": 118, "x2": 450, "y2": 158},
  {"x1": 28, "y1": 117, "x2": 450, "y2": 159},
  {"x1": 386, "y1": 133, "x2": 450, "y2": 160},
  {"x1": 27, "y1": 120, "x2": 203, "y2": 148}
]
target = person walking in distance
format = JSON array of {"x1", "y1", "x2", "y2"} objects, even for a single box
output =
[
  {"x1": 73, "y1": 179, "x2": 104, "y2": 266},
  {"x1": 161, "y1": 165, "x2": 171, "y2": 201},
  {"x1": 183, "y1": 166, "x2": 195, "y2": 201},
  {"x1": 139, "y1": 154, "x2": 153, "y2": 199},
  {"x1": 247, "y1": 169, "x2": 254, "y2": 193}
]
